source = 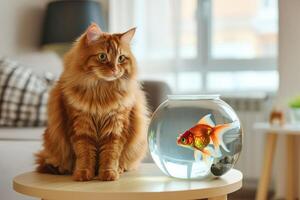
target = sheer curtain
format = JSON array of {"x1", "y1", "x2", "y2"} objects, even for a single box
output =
[
  {"x1": 109, "y1": 0, "x2": 278, "y2": 94},
  {"x1": 109, "y1": 0, "x2": 178, "y2": 60},
  {"x1": 109, "y1": 0, "x2": 200, "y2": 93}
]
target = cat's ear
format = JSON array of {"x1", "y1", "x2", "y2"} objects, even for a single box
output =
[
  {"x1": 86, "y1": 23, "x2": 102, "y2": 44},
  {"x1": 120, "y1": 27, "x2": 136, "y2": 44}
]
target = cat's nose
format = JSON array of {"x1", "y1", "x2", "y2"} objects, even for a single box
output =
[{"x1": 111, "y1": 68, "x2": 118, "y2": 74}]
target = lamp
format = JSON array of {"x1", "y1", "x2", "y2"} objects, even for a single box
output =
[{"x1": 41, "y1": 0, "x2": 106, "y2": 55}]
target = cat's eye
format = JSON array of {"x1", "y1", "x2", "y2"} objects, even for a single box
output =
[
  {"x1": 118, "y1": 55, "x2": 126, "y2": 63},
  {"x1": 98, "y1": 53, "x2": 107, "y2": 62}
]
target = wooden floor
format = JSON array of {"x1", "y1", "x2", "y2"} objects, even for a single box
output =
[{"x1": 228, "y1": 179, "x2": 275, "y2": 200}]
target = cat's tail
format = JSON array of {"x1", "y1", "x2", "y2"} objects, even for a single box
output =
[{"x1": 35, "y1": 151, "x2": 62, "y2": 175}]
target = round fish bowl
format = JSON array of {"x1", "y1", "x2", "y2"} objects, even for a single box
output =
[{"x1": 148, "y1": 95, "x2": 243, "y2": 179}]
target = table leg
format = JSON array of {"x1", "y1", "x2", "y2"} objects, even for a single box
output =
[
  {"x1": 286, "y1": 134, "x2": 296, "y2": 200},
  {"x1": 256, "y1": 133, "x2": 278, "y2": 200},
  {"x1": 207, "y1": 195, "x2": 227, "y2": 200}
]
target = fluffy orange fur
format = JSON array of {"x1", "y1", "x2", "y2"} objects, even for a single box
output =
[{"x1": 35, "y1": 23, "x2": 149, "y2": 181}]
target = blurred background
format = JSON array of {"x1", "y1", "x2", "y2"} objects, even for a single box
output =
[
  {"x1": 111, "y1": 0, "x2": 278, "y2": 94},
  {"x1": 1, "y1": 0, "x2": 300, "y2": 200},
  {"x1": 0, "y1": 0, "x2": 279, "y2": 94}
]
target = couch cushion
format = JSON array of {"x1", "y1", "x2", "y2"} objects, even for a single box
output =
[
  {"x1": 0, "y1": 58, "x2": 54, "y2": 127},
  {"x1": 13, "y1": 51, "x2": 63, "y2": 76}
]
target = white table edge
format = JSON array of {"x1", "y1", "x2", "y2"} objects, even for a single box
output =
[
  {"x1": 254, "y1": 122, "x2": 300, "y2": 135},
  {"x1": 13, "y1": 169, "x2": 243, "y2": 200}
]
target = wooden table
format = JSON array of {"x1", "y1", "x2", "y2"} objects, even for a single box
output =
[
  {"x1": 13, "y1": 163, "x2": 242, "y2": 200},
  {"x1": 254, "y1": 122, "x2": 299, "y2": 200}
]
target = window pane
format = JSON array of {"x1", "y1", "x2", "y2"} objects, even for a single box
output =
[
  {"x1": 207, "y1": 71, "x2": 278, "y2": 91},
  {"x1": 133, "y1": 0, "x2": 176, "y2": 60},
  {"x1": 211, "y1": 0, "x2": 278, "y2": 59},
  {"x1": 179, "y1": 0, "x2": 198, "y2": 59},
  {"x1": 133, "y1": 0, "x2": 198, "y2": 60},
  {"x1": 139, "y1": 73, "x2": 177, "y2": 91},
  {"x1": 178, "y1": 71, "x2": 202, "y2": 92},
  {"x1": 139, "y1": 71, "x2": 202, "y2": 93}
]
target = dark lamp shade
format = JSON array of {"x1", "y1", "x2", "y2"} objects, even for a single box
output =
[{"x1": 41, "y1": 0, "x2": 106, "y2": 45}]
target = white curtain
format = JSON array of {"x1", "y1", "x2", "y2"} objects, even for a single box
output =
[
  {"x1": 109, "y1": 0, "x2": 178, "y2": 61},
  {"x1": 109, "y1": 0, "x2": 201, "y2": 93}
]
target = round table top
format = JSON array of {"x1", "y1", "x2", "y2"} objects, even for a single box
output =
[{"x1": 13, "y1": 163, "x2": 242, "y2": 200}]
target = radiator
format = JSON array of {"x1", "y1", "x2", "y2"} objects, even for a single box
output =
[{"x1": 223, "y1": 95, "x2": 271, "y2": 179}]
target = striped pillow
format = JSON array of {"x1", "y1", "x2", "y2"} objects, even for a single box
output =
[{"x1": 0, "y1": 59, "x2": 55, "y2": 127}]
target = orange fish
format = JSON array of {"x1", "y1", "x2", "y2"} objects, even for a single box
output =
[{"x1": 177, "y1": 114, "x2": 234, "y2": 161}]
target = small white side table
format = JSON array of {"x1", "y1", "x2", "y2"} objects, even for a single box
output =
[
  {"x1": 254, "y1": 122, "x2": 299, "y2": 200},
  {"x1": 13, "y1": 163, "x2": 242, "y2": 200}
]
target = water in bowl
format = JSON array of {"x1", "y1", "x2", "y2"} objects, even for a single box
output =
[{"x1": 148, "y1": 95, "x2": 242, "y2": 179}]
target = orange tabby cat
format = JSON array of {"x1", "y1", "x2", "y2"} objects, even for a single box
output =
[{"x1": 35, "y1": 23, "x2": 149, "y2": 181}]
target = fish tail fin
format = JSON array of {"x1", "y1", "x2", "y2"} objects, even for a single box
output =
[
  {"x1": 211, "y1": 121, "x2": 237, "y2": 152},
  {"x1": 197, "y1": 114, "x2": 215, "y2": 127}
]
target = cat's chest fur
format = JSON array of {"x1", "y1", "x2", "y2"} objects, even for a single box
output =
[
  {"x1": 63, "y1": 86, "x2": 134, "y2": 139},
  {"x1": 89, "y1": 105, "x2": 131, "y2": 137},
  {"x1": 64, "y1": 82, "x2": 135, "y2": 115}
]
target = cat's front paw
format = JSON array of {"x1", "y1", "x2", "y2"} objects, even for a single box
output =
[
  {"x1": 73, "y1": 169, "x2": 94, "y2": 181},
  {"x1": 118, "y1": 164, "x2": 129, "y2": 174},
  {"x1": 98, "y1": 169, "x2": 119, "y2": 181},
  {"x1": 118, "y1": 166, "x2": 125, "y2": 174}
]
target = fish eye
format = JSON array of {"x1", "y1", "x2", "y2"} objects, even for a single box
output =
[
  {"x1": 181, "y1": 138, "x2": 186, "y2": 143},
  {"x1": 98, "y1": 53, "x2": 107, "y2": 62}
]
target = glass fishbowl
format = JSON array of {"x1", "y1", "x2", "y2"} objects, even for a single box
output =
[{"x1": 148, "y1": 95, "x2": 242, "y2": 179}]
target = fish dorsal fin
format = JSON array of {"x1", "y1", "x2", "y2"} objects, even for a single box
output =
[{"x1": 197, "y1": 114, "x2": 215, "y2": 127}]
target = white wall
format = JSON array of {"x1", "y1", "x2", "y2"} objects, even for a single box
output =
[
  {"x1": 277, "y1": 0, "x2": 300, "y2": 106},
  {"x1": 0, "y1": 0, "x2": 108, "y2": 57},
  {"x1": 0, "y1": 0, "x2": 49, "y2": 56},
  {"x1": 0, "y1": 140, "x2": 42, "y2": 200},
  {"x1": 275, "y1": 0, "x2": 300, "y2": 198}
]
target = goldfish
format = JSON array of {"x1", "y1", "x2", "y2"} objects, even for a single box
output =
[{"x1": 177, "y1": 114, "x2": 235, "y2": 161}]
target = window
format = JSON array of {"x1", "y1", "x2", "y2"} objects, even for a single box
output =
[
  {"x1": 109, "y1": 0, "x2": 278, "y2": 93},
  {"x1": 211, "y1": 0, "x2": 278, "y2": 59}
]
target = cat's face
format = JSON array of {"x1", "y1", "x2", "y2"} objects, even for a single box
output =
[{"x1": 73, "y1": 24, "x2": 137, "y2": 82}]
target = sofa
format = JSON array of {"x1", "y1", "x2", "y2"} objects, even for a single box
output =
[{"x1": 0, "y1": 52, "x2": 171, "y2": 200}]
